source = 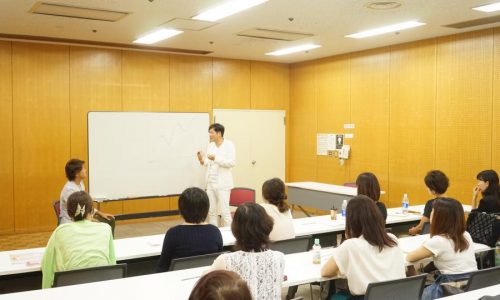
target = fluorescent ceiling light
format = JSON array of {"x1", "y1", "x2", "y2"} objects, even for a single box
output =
[
  {"x1": 193, "y1": 0, "x2": 268, "y2": 22},
  {"x1": 133, "y1": 28, "x2": 183, "y2": 44},
  {"x1": 266, "y1": 44, "x2": 321, "y2": 56},
  {"x1": 346, "y1": 21, "x2": 426, "y2": 39},
  {"x1": 473, "y1": 2, "x2": 500, "y2": 12}
]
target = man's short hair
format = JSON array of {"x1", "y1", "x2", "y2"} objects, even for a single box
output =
[
  {"x1": 65, "y1": 159, "x2": 85, "y2": 181},
  {"x1": 208, "y1": 123, "x2": 225, "y2": 137}
]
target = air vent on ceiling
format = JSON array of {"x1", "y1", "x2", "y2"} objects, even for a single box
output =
[
  {"x1": 237, "y1": 28, "x2": 313, "y2": 41},
  {"x1": 30, "y1": 1, "x2": 129, "y2": 22},
  {"x1": 443, "y1": 15, "x2": 500, "y2": 29}
]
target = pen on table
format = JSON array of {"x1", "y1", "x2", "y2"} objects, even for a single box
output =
[{"x1": 181, "y1": 276, "x2": 201, "y2": 281}]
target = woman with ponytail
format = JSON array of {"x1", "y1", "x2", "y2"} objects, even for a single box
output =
[{"x1": 260, "y1": 178, "x2": 295, "y2": 241}]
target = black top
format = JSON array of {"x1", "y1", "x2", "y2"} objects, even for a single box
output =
[
  {"x1": 156, "y1": 224, "x2": 223, "y2": 272},
  {"x1": 376, "y1": 201, "x2": 387, "y2": 221},
  {"x1": 423, "y1": 198, "x2": 436, "y2": 218},
  {"x1": 477, "y1": 195, "x2": 500, "y2": 214}
]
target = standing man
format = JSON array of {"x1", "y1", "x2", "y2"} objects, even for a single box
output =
[
  {"x1": 197, "y1": 123, "x2": 236, "y2": 227},
  {"x1": 60, "y1": 159, "x2": 115, "y2": 233}
]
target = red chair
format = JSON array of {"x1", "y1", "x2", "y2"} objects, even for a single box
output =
[
  {"x1": 229, "y1": 188, "x2": 256, "y2": 207},
  {"x1": 53, "y1": 200, "x2": 61, "y2": 225}
]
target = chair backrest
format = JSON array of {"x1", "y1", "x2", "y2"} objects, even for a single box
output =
[
  {"x1": 52, "y1": 200, "x2": 61, "y2": 224},
  {"x1": 229, "y1": 188, "x2": 256, "y2": 207},
  {"x1": 364, "y1": 274, "x2": 427, "y2": 300},
  {"x1": 343, "y1": 182, "x2": 357, "y2": 188},
  {"x1": 467, "y1": 211, "x2": 500, "y2": 247},
  {"x1": 422, "y1": 222, "x2": 430, "y2": 234},
  {"x1": 53, "y1": 263, "x2": 127, "y2": 287},
  {"x1": 169, "y1": 252, "x2": 228, "y2": 272},
  {"x1": 465, "y1": 265, "x2": 500, "y2": 291},
  {"x1": 269, "y1": 236, "x2": 312, "y2": 255}
]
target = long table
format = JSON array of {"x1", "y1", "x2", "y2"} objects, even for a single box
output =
[
  {"x1": 0, "y1": 235, "x2": 491, "y2": 300},
  {"x1": 0, "y1": 205, "x2": 435, "y2": 293},
  {"x1": 287, "y1": 182, "x2": 357, "y2": 214}
]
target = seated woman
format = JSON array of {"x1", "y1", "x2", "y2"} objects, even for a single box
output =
[
  {"x1": 472, "y1": 170, "x2": 500, "y2": 213},
  {"x1": 407, "y1": 198, "x2": 478, "y2": 300},
  {"x1": 356, "y1": 172, "x2": 387, "y2": 221},
  {"x1": 260, "y1": 177, "x2": 295, "y2": 241},
  {"x1": 157, "y1": 187, "x2": 223, "y2": 272},
  {"x1": 41, "y1": 191, "x2": 116, "y2": 288},
  {"x1": 189, "y1": 270, "x2": 252, "y2": 300},
  {"x1": 321, "y1": 195, "x2": 406, "y2": 298},
  {"x1": 208, "y1": 202, "x2": 285, "y2": 300},
  {"x1": 409, "y1": 170, "x2": 449, "y2": 235}
]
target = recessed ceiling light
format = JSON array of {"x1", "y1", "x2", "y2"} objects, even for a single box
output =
[
  {"x1": 133, "y1": 28, "x2": 183, "y2": 44},
  {"x1": 364, "y1": 1, "x2": 403, "y2": 10},
  {"x1": 266, "y1": 44, "x2": 321, "y2": 56},
  {"x1": 345, "y1": 21, "x2": 425, "y2": 39},
  {"x1": 473, "y1": 2, "x2": 500, "y2": 12},
  {"x1": 192, "y1": 0, "x2": 268, "y2": 22}
]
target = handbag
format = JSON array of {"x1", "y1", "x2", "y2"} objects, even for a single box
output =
[{"x1": 466, "y1": 211, "x2": 500, "y2": 247}]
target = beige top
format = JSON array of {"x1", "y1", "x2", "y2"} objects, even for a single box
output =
[{"x1": 260, "y1": 203, "x2": 295, "y2": 241}]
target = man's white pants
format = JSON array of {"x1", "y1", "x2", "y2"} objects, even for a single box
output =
[{"x1": 207, "y1": 185, "x2": 232, "y2": 227}]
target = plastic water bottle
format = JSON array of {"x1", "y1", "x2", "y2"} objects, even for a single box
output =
[
  {"x1": 312, "y1": 238, "x2": 322, "y2": 264},
  {"x1": 402, "y1": 193, "x2": 409, "y2": 214},
  {"x1": 341, "y1": 199, "x2": 347, "y2": 218}
]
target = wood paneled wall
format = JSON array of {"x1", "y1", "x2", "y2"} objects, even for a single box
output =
[
  {"x1": 290, "y1": 27, "x2": 500, "y2": 209},
  {"x1": 0, "y1": 42, "x2": 289, "y2": 234}
]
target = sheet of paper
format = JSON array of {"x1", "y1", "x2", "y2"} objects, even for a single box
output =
[{"x1": 10, "y1": 252, "x2": 43, "y2": 267}]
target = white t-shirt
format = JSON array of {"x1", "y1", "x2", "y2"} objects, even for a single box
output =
[
  {"x1": 59, "y1": 181, "x2": 85, "y2": 224},
  {"x1": 210, "y1": 250, "x2": 284, "y2": 300},
  {"x1": 260, "y1": 203, "x2": 295, "y2": 241},
  {"x1": 332, "y1": 234, "x2": 406, "y2": 296},
  {"x1": 422, "y1": 231, "x2": 478, "y2": 275},
  {"x1": 204, "y1": 139, "x2": 235, "y2": 190}
]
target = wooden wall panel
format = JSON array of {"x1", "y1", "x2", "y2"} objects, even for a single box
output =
[
  {"x1": 170, "y1": 55, "x2": 212, "y2": 113},
  {"x1": 0, "y1": 41, "x2": 14, "y2": 233},
  {"x1": 250, "y1": 61, "x2": 289, "y2": 110},
  {"x1": 493, "y1": 28, "x2": 500, "y2": 174},
  {"x1": 289, "y1": 62, "x2": 317, "y2": 181},
  {"x1": 315, "y1": 55, "x2": 351, "y2": 186},
  {"x1": 121, "y1": 51, "x2": 171, "y2": 218},
  {"x1": 69, "y1": 47, "x2": 123, "y2": 214},
  {"x1": 122, "y1": 51, "x2": 169, "y2": 112},
  {"x1": 435, "y1": 30, "x2": 493, "y2": 203},
  {"x1": 12, "y1": 42, "x2": 70, "y2": 232},
  {"x1": 349, "y1": 49, "x2": 390, "y2": 203},
  {"x1": 388, "y1": 40, "x2": 436, "y2": 208},
  {"x1": 213, "y1": 58, "x2": 250, "y2": 109}
]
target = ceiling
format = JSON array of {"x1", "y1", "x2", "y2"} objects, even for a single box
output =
[{"x1": 0, "y1": 0, "x2": 499, "y2": 63}]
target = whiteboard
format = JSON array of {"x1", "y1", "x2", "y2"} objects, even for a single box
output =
[{"x1": 88, "y1": 112, "x2": 209, "y2": 200}]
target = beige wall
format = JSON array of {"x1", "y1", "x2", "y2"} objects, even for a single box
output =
[
  {"x1": 290, "y1": 27, "x2": 500, "y2": 212},
  {"x1": 0, "y1": 42, "x2": 289, "y2": 234}
]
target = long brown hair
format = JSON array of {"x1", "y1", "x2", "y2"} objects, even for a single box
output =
[
  {"x1": 345, "y1": 195, "x2": 396, "y2": 251},
  {"x1": 188, "y1": 270, "x2": 252, "y2": 300},
  {"x1": 231, "y1": 202, "x2": 273, "y2": 252},
  {"x1": 262, "y1": 177, "x2": 290, "y2": 213},
  {"x1": 430, "y1": 197, "x2": 469, "y2": 252},
  {"x1": 356, "y1": 172, "x2": 381, "y2": 202}
]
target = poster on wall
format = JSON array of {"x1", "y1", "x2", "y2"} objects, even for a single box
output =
[{"x1": 317, "y1": 133, "x2": 336, "y2": 155}]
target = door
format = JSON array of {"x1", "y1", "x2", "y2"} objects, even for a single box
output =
[{"x1": 213, "y1": 109, "x2": 285, "y2": 203}]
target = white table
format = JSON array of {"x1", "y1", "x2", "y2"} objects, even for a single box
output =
[
  {"x1": 444, "y1": 284, "x2": 500, "y2": 299},
  {"x1": 286, "y1": 182, "x2": 358, "y2": 215}
]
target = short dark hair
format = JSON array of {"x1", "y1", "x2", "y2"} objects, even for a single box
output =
[
  {"x1": 262, "y1": 178, "x2": 289, "y2": 213},
  {"x1": 424, "y1": 170, "x2": 449, "y2": 194},
  {"x1": 67, "y1": 191, "x2": 93, "y2": 221},
  {"x1": 430, "y1": 197, "x2": 469, "y2": 252},
  {"x1": 208, "y1": 123, "x2": 225, "y2": 137},
  {"x1": 477, "y1": 170, "x2": 500, "y2": 200},
  {"x1": 231, "y1": 202, "x2": 273, "y2": 252},
  {"x1": 345, "y1": 195, "x2": 397, "y2": 251},
  {"x1": 178, "y1": 187, "x2": 209, "y2": 224},
  {"x1": 65, "y1": 159, "x2": 85, "y2": 181},
  {"x1": 356, "y1": 172, "x2": 381, "y2": 202},
  {"x1": 188, "y1": 270, "x2": 252, "y2": 300}
]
